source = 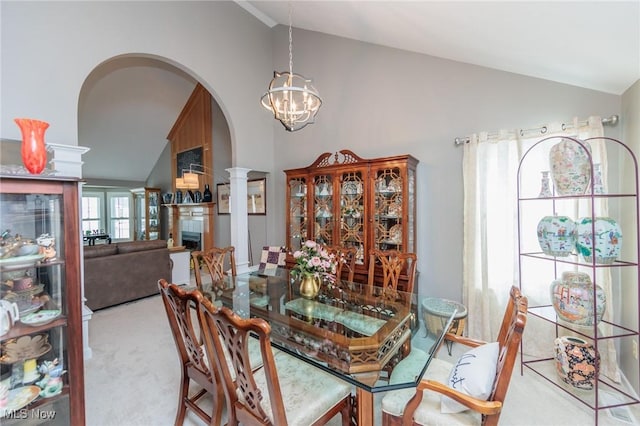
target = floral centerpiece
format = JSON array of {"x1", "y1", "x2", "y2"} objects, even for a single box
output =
[{"x1": 291, "y1": 240, "x2": 338, "y2": 284}]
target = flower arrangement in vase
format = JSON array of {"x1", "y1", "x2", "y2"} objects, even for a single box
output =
[{"x1": 291, "y1": 240, "x2": 338, "y2": 299}]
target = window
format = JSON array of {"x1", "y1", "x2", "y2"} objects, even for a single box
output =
[
  {"x1": 108, "y1": 193, "x2": 131, "y2": 240},
  {"x1": 81, "y1": 193, "x2": 103, "y2": 235},
  {"x1": 82, "y1": 189, "x2": 134, "y2": 241}
]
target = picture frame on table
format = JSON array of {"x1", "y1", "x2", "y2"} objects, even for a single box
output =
[{"x1": 215, "y1": 178, "x2": 267, "y2": 215}]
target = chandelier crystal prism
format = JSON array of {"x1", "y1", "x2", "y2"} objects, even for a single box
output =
[{"x1": 260, "y1": 6, "x2": 322, "y2": 132}]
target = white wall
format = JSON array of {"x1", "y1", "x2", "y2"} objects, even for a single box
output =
[
  {"x1": 620, "y1": 80, "x2": 640, "y2": 391},
  {"x1": 0, "y1": 1, "x2": 276, "y2": 173},
  {"x1": 267, "y1": 26, "x2": 624, "y2": 302},
  {"x1": 1, "y1": 1, "x2": 631, "y2": 304}
]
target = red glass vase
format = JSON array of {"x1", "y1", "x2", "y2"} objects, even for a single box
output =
[{"x1": 14, "y1": 118, "x2": 49, "y2": 174}]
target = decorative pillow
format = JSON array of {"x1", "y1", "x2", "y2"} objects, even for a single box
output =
[
  {"x1": 259, "y1": 246, "x2": 287, "y2": 270},
  {"x1": 441, "y1": 341, "x2": 499, "y2": 413}
]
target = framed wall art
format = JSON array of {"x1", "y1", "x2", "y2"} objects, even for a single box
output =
[
  {"x1": 247, "y1": 178, "x2": 266, "y2": 215},
  {"x1": 215, "y1": 178, "x2": 267, "y2": 215},
  {"x1": 176, "y1": 147, "x2": 203, "y2": 177},
  {"x1": 217, "y1": 183, "x2": 230, "y2": 214}
]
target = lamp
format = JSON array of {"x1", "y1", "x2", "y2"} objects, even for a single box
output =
[{"x1": 260, "y1": 4, "x2": 322, "y2": 132}]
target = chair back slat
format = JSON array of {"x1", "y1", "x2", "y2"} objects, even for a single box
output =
[
  {"x1": 198, "y1": 301, "x2": 288, "y2": 425},
  {"x1": 158, "y1": 279, "x2": 225, "y2": 424},
  {"x1": 484, "y1": 286, "x2": 527, "y2": 426},
  {"x1": 192, "y1": 246, "x2": 236, "y2": 293},
  {"x1": 368, "y1": 249, "x2": 417, "y2": 299},
  {"x1": 326, "y1": 245, "x2": 357, "y2": 282},
  {"x1": 158, "y1": 279, "x2": 209, "y2": 374}
]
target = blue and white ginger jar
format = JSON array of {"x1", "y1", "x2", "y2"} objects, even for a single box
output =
[
  {"x1": 576, "y1": 217, "x2": 622, "y2": 264},
  {"x1": 537, "y1": 215, "x2": 576, "y2": 257}
]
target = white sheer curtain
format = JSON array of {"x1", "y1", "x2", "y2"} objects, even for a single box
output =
[{"x1": 462, "y1": 116, "x2": 620, "y2": 382}]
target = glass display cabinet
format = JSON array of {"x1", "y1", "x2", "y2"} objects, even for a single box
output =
[
  {"x1": 132, "y1": 187, "x2": 160, "y2": 241},
  {"x1": 285, "y1": 150, "x2": 418, "y2": 289},
  {"x1": 0, "y1": 176, "x2": 84, "y2": 425}
]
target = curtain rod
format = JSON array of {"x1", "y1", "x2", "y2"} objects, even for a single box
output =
[{"x1": 453, "y1": 114, "x2": 619, "y2": 146}]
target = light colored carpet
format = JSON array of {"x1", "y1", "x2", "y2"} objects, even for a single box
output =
[{"x1": 84, "y1": 294, "x2": 640, "y2": 426}]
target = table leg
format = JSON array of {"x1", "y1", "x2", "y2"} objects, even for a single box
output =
[{"x1": 356, "y1": 387, "x2": 374, "y2": 426}]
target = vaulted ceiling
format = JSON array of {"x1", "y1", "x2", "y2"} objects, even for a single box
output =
[{"x1": 80, "y1": 1, "x2": 639, "y2": 183}]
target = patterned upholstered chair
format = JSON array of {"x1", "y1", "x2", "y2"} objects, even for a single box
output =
[{"x1": 197, "y1": 299, "x2": 352, "y2": 426}]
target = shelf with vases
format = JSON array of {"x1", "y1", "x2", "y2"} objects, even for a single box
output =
[
  {"x1": 517, "y1": 135, "x2": 640, "y2": 425},
  {"x1": 523, "y1": 357, "x2": 638, "y2": 413},
  {"x1": 519, "y1": 252, "x2": 638, "y2": 268}
]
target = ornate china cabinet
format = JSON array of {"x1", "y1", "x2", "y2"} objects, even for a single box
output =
[
  {"x1": 517, "y1": 136, "x2": 639, "y2": 425},
  {"x1": 0, "y1": 176, "x2": 85, "y2": 425},
  {"x1": 284, "y1": 150, "x2": 419, "y2": 290},
  {"x1": 131, "y1": 187, "x2": 161, "y2": 241}
]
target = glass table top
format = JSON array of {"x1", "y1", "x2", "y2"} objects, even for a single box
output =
[{"x1": 203, "y1": 268, "x2": 456, "y2": 393}]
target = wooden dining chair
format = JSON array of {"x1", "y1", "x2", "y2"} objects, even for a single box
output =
[
  {"x1": 368, "y1": 249, "x2": 417, "y2": 298},
  {"x1": 192, "y1": 246, "x2": 236, "y2": 293},
  {"x1": 158, "y1": 278, "x2": 223, "y2": 425},
  {"x1": 325, "y1": 245, "x2": 357, "y2": 282},
  {"x1": 381, "y1": 286, "x2": 528, "y2": 426},
  {"x1": 197, "y1": 299, "x2": 353, "y2": 426}
]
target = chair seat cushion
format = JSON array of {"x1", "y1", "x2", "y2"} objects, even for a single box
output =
[
  {"x1": 243, "y1": 351, "x2": 352, "y2": 426},
  {"x1": 334, "y1": 310, "x2": 386, "y2": 336},
  {"x1": 381, "y1": 357, "x2": 481, "y2": 426}
]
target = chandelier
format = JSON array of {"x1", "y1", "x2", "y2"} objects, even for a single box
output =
[{"x1": 260, "y1": 5, "x2": 322, "y2": 132}]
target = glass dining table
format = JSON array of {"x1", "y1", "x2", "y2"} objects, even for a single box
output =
[{"x1": 202, "y1": 268, "x2": 455, "y2": 426}]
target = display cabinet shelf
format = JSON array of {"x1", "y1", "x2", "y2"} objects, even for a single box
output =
[
  {"x1": 132, "y1": 187, "x2": 161, "y2": 241},
  {"x1": 517, "y1": 136, "x2": 639, "y2": 425}
]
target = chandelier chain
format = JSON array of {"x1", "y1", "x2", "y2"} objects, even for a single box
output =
[{"x1": 288, "y1": 4, "x2": 293, "y2": 75}]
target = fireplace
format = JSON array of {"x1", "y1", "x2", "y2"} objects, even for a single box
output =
[
  {"x1": 167, "y1": 204, "x2": 214, "y2": 253},
  {"x1": 181, "y1": 231, "x2": 202, "y2": 251}
]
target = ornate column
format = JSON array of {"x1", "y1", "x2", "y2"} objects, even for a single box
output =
[
  {"x1": 226, "y1": 167, "x2": 252, "y2": 274},
  {"x1": 46, "y1": 143, "x2": 95, "y2": 360}
]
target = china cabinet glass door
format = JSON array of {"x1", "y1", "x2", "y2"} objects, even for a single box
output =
[
  {"x1": 313, "y1": 174, "x2": 334, "y2": 246},
  {"x1": 339, "y1": 170, "x2": 365, "y2": 265},
  {"x1": 288, "y1": 177, "x2": 307, "y2": 252},
  {"x1": 373, "y1": 166, "x2": 405, "y2": 252}
]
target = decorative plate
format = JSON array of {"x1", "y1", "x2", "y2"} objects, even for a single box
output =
[
  {"x1": 388, "y1": 203, "x2": 402, "y2": 217},
  {"x1": 21, "y1": 309, "x2": 61, "y2": 327},
  {"x1": 0, "y1": 334, "x2": 52, "y2": 364},
  {"x1": 0, "y1": 386, "x2": 40, "y2": 418},
  {"x1": 16, "y1": 300, "x2": 44, "y2": 317},
  {"x1": 0, "y1": 254, "x2": 45, "y2": 269},
  {"x1": 387, "y1": 178, "x2": 402, "y2": 192},
  {"x1": 389, "y1": 225, "x2": 402, "y2": 243},
  {"x1": 342, "y1": 182, "x2": 359, "y2": 195},
  {"x1": 2, "y1": 284, "x2": 44, "y2": 299}
]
